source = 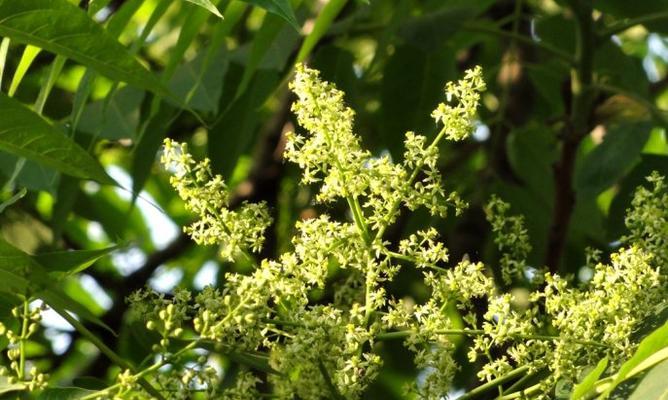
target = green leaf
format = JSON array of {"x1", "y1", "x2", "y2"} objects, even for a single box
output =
[
  {"x1": 296, "y1": 0, "x2": 347, "y2": 62},
  {"x1": 629, "y1": 359, "x2": 668, "y2": 400},
  {"x1": 8, "y1": 45, "x2": 41, "y2": 97},
  {"x1": 574, "y1": 122, "x2": 651, "y2": 200},
  {"x1": 380, "y1": 45, "x2": 454, "y2": 157},
  {"x1": 74, "y1": 187, "x2": 151, "y2": 244},
  {"x1": 71, "y1": 377, "x2": 108, "y2": 391},
  {"x1": 0, "y1": 237, "x2": 115, "y2": 334},
  {"x1": 34, "y1": 245, "x2": 120, "y2": 276},
  {"x1": 0, "y1": 237, "x2": 48, "y2": 293},
  {"x1": 39, "y1": 288, "x2": 116, "y2": 336},
  {"x1": 571, "y1": 357, "x2": 609, "y2": 400},
  {"x1": 0, "y1": 376, "x2": 25, "y2": 395},
  {"x1": 602, "y1": 320, "x2": 668, "y2": 397},
  {"x1": 0, "y1": 92, "x2": 114, "y2": 185},
  {"x1": 507, "y1": 125, "x2": 558, "y2": 206},
  {"x1": 164, "y1": 2, "x2": 216, "y2": 78},
  {"x1": 62, "y1": 277, "x2": 105, "y2": 316},
  {"x1": 0, "y1": 154, "x2": 57, "y2": 192},
  {"x1": 597, "y1": 0, "x2": 668, "y2": 34},
  {"x1": 0, "y1": 37, "x2": 9, "y2": 87},
  {"x1": 233, "y1": 14, "x2": 286, "y2": 100},
  {"x1": 0, "y1": 0, "x2": 167, "y2": 96},
  {"x1": 131, "y1": 103, "x2": 177, "y2": 197},
  {"x1": 184, "y1": 0, "x2": 223, "y2": 18},
  {"x1": 241, "y1": 0, "x2": 300, "y2": 31},
  {"x1": 34, "y1": 55, "x2": 67, "y2": 114},
  {"x1": 209, "y1": 67, "x2": 280, "y2": 176},
  {"x1": 397, "y1": 6, "x2": 477, "y2": 51},
  {"x1": 0, "y1": 188, "x2": 27, "y2": 214},
  {"x1": 169, "y1": 46, "x2": 228, "y2": 112},
  {"x1": 77, "y1": 86, "x2": 145, "y2": 140}
]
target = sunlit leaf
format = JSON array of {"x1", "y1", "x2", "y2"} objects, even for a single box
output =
[
  {"x1": 34, "y1": 245, "x2": 121, "y2": 276},
  {"x1": 0, "y1": 93, "x2": 114, "y2": 185},
  {"x1": 571, "y1": 357, "x2": 608, "y2": 400},
  {"x1": 184, "y1": 0, "x2": 223, "y2": 18},
  {"x1": 0, "y1": 188, "x2": 27, "y2": 214},
  {"x1": 0, "y1": 0, "x2": 167, "y2": 96},
  {"x1": 242, "y1": 0, "x2": 300, "y2": 31},
  {"x1": 628, "y1": 359, "x2": 668, "y2": 400}
]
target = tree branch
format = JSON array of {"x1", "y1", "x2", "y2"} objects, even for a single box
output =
[{"x1": 544, "y1": 0, "x2": 595, "y2": 273}]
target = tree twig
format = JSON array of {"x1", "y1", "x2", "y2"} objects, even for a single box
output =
[{"x1": 544, "y1": 0, "x2": 595, "y2": 273}]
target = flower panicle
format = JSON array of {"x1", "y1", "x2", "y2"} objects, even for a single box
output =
[{"x1": 161, "y1": 138, "x2": 272, "y2": 262}]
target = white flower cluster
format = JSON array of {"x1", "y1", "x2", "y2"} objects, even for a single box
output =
[
  {"x1": 286, "y1": 64, "x2": 482, "y2": 234},
  {"x1": 113, "y1": 66, "x2": 665, "y2": 400},
  {"x1": 161, "y1": 139, "x2": 272, "y2": 261},
  {"x1": 485, "y1": 195, "x2": 535, "y2": 284},
  {"x1": 623, "y1": 171, "x2": 668, "y2": 274},
  {"x1": 269, "y1": 305, "x2": 381, "y2": 399},
  {"x1": 431, "y1": 66, "x2": 486, "y2": 141}
]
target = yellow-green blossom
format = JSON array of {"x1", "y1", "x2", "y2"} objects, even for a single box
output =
[{"x1": 161, "y1": 139, "x2": 272, "y2": 262}]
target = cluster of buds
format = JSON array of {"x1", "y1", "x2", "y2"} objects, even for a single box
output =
[
  {"x1": 0, "y1": 304, "x2": 48, "y2": 391},
  {"x1": 146, "y1": 303, "x2": 185, "y2": 350}
]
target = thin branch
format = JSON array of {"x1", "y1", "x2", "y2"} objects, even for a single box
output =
[
  {"x1": 457, "y1": 366, "x2": 530, "y2": 400},
  {"x1": 317, "y1": 360, "x2": 345, "y2": 400},
  {"x1": 600, "y1": 11, "x2": 668, "y2": 38},
  {"x1": 375, "y1": 329, "x2": 610, "y2": 348},
  {"x1": 461, "y1": 23, "x2": 575, "y2": 65},
  {"x1": 53, "y1": 305, "x2": 166, "y2": 400}
]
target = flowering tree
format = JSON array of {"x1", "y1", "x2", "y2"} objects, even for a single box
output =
[{"x1": 0, "y1": 0, "x2": 667, "y2": 399}]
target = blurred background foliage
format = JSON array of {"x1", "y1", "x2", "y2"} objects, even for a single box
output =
[{"x1": 0, "y1": 0, "x2": 667, "y2": 397}]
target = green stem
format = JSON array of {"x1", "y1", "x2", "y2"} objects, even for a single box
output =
[
  {"x1": 189, "y1": 172, "x2": 257, "y2": 266},
  {"x1": 54, "y1": 306, "x2": 166, "y2": 400},
  {"x1": 300, "y1": 84, "x2": 377, "y2": 325},
  {"x1": 515, "y1": 334, "x2": 609, "y2": 348},
  {"x1": 495, "y1": 382, "x2": 542, "y2": 399},
  {"x1": 260, "y1": 318, "x2": 304, "y2": 327},
  {"x1": 376, "y1": 329, "x2": 483, "y2": 341},
  {"x1": 383, "y1": 250, "x2": 447, "y2": 272},
  {"x1": 375, "y1": 329, "x2": 610, "y2": 348},
  {"x1": 373, "y1": 123, "x2": 450, "y2": 242},
  {"x1": 80, "y1": 341, "x2": 198, "y2": 400},
  {"x1": 363, "y1": 267, "x2": 376, "y2": 324},
  {"x1": 348, "y1": 195, "x2": 370, "y2": 243},
  {"x1": 458, "y1": 365, "x2": 530, "y2": 400},
  {"x1": 17, "y1": 300, "x2": 29, "y2": 380},
  {"x1": 211, "y1": 293, "x2": 253, "y2": 331},
  {"x1": 600, "y1": 11, "x2": 668, "y2": 37},
  {"x1": 318, "y1": 360, "x2": 345, "y2": 400},
  {"x1": 504, "y1": 370, "x2": 536, "y2": 394}
]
